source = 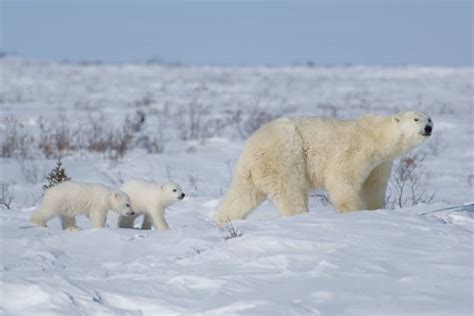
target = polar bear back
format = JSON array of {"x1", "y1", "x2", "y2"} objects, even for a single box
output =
[
  {"x1": 120, "y1": 180, "x2": 160, "y2": 213},
  {"x1": 42, "y1": 181, "x2": 113, "y2": 216},
  {"x1": 288, "y1": 115, "x2": 388, "y2": 187}
]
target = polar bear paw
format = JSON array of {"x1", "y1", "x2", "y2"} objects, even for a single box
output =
[{"x1": 64, "y1": 226, "x2": 81, "y2": 232}]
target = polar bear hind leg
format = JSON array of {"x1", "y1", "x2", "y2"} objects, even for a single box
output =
[
  {"x1": 141, "y1": 214, "x2": 153, "y2": 229},
  {"x1": 251, "y1": 160, "x2": 309, "y2": 217},
  {"x1": 248, "y1": 124, "x2": 309, "y2": 217},
  {"x1": 117, "y1": 214, "x2": 137, "y2": 228},
  {"x1": 60, "y1": 215, "x2": 79, "y2": 231},
  {"x1": 214, "y1": 177, "x2": 266, "y2": 226},
  {"x1": 215, "y1": 118, "x2": 309, "y2": 225}
]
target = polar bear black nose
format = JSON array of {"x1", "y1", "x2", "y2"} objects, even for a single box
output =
[{"x1": 424, "y1": 125, "x2": 432, "y2": 134}]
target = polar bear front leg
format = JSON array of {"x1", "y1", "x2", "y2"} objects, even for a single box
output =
[
  {"x1": 90, "y1": 212, "x2": 107, "y2": 228},
  {"x1": 149, "y1": 211, "x2": 170, "y2": 231},
  {"x1": 60, "y1": 215, "x2": 79, "y2": 231},
  {"x1": 30, "y1": 206, "x2": 57, "y2": 227},
  {"x1": 141, "y1": 214, "x2": 153, "y2": 230},
  {"x1": 363, "y1": 161, "x2": 392, "y2": 210},
  {"x1": 326, "y1": 175, "x2": 366, "y2": 213}
]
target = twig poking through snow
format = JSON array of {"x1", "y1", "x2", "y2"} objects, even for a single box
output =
[
  {"x1": 0, "y1": 182, "x2": 15, "y2": 210},
  {"x1": 222, "y1": 221, "x2": 243, "y2": 241},
  {"x1": 419, "y1": 203, "x2": 474, "y2": 216}
]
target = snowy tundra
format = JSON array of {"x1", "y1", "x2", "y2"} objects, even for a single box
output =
[{"x1": 0, "y1": 57, "x2": 473, "y2": 315}]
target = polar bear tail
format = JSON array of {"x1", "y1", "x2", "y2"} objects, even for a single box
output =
[{"x1": 214, "y1": 163, "x2": 265, "y2": 226}]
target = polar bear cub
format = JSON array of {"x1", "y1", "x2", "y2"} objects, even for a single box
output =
[
  {"x1": 30, "y1": 181, "x2": 135, "y2": 231},
  {"x1": 117, "y1": 180, "x2": 185, "y2": 230}
]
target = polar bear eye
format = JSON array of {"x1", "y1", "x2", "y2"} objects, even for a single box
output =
[
  {"x1": 172, "y1": 189, "x2": 177, "y2": 192},
  {"x1": 414, "y1": 118, "x2": 419, "y2": 122},
  {"x1": 126, "y1": 203, "x2": 130, "y2": 207}
]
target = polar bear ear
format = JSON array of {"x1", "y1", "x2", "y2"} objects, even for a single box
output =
[
  {"x1": 113, "y1": 192, "x2": 121, "y2": 200},
  {"x1": 392, "y1": 116, "x2": 400, "y2": 123}
]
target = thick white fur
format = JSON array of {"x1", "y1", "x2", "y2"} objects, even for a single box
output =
[
  {"x1": 116, "y1": 180, "x2": 185, "y2": 230},
  {"x1": 30, "y1": 181, "x2": 133, "y2": 230},
  {"x1": 214, "y1": 111, "x2": 433, "y2": 225}
]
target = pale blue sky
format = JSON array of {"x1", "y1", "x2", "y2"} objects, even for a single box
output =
[{"x1": 1, "y1": 1, "x2": 472, "y2": 65}]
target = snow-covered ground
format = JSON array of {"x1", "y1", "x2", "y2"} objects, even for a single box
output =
[{"x1": 1, "y1": 58, "x2": 473, "y2": 315}]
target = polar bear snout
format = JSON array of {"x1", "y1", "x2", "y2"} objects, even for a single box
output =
[
  {"x1": 125, "y1": 210, "x2": 135, "y2": 216},
  {"x1": 178, "y1": 193, "x2": 185, "y2": 200},
  {"x1": 424, "y1": 125, "x2": 432, "y2": 136}
]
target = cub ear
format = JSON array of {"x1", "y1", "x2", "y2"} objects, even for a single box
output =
[
  {"x1": 113, "y1": 192, "x2": 121, "y2": 200},
  {"x1": 392, "y1": 116, "x2": 400, "y2": 123}
]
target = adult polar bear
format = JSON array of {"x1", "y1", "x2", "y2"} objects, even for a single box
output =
[{"x1": 214, "y1": 111, "x2": 433, "y2": 225}]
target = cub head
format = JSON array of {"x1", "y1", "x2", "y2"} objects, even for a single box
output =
[
  {"x1": 159, "y1": 182, "x2": 185, "y2": 206},
  {"x1": 392, "y1": 111, "x2": 433, "y2": 150},
  {"x1": 111, "y1": 191, "x2": 135, "y2": 216}
]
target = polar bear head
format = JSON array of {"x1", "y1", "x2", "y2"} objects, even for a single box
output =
[
  {"x1": 111, "y1": 191, "x2": 135, "y2": 216},
  {"x1": 160, "y1": 182, "x2": 186, "y2": 206},
  {"x1": 391, "y1": 111, "x2": 433, "y2": 153}
]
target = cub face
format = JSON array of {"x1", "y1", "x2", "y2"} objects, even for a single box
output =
[
  {"x1": 160, "y1": 183, "x2": 186, "y2": 205},
  {"x1": 111, "y1": 191, "x2": 135, "y2": 216}
]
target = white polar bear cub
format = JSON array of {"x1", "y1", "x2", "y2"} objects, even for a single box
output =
[
  {"x1": 117, "y1": 180, "x2": 185, "y2": 230},
  {"x1": 30, "y1": 181, "x2": 134, "y2": 230},
  {"x1": 214, "y1": 111, "x2": 434, "y2": 225}
]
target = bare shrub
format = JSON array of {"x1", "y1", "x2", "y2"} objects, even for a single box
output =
[
  {"x1": 130, "y1": 110, "x2": 164, "y2": 154},
  {"x1": 238, "y1": 108, "x2": 273, "y2": 137},
  {"x1": 126, "y1": 110, "x2": 146, "y2": 133},
  {"x1": 187, "y1": 171, "x2": 199, "y2": 196},
  {"x1": 317, "y1": 103, "x2": 339, "y2": 117},
  {"x1": 165, "y1": 165, "x2": 173, "y2": 182},
  {"x1": 37, "y1": 117, "x2": 78, "y2": 158},
  {"x1": 467, "y1": 175, "x2": 474, "y2": 187},
  {"x1": 84, "y1": 112, "x2": 139, "y2": 159},
  {"x1": 308, "y1": 191, "x2": 330, "y2": 208},
  {"x1": 1, "y1": 117, "x2": 34, "y2": 158},
  {"x1": 173, "y1": 102, "x2": 238, "y2": 141},
  {"x1": 177, "y1": 244, "x2": 209, "y2": 260},
  {"x1": 0, "y1": 182, "x2": 15, "y2": 209},
  {"x1": 3, "y1": 110, "x2": 159, "y2": 160},
  {"x1": 191, "y1": 245, "x2": 205, "y2": 255},
  {"x1": 436, "y1": 103, "x2": 455, "y2": 115},
  {"x1": 84, "y1": 112, "x2": 110, "y2": 154},
  {"x1": 222, "y1": 221, "x2": 243, "y2": 241},
  {"x1": 16, "y1": 157, "x2": 46, "y2": 183},
  {"x1": 133, "y1": 95, "x2": 155, "y2": 108},
  {"x1": 236, "y1": 106, "x2": 294, "y2": 139},
  {"x1": 108, "y1": 123, "x2": 135, "y2": 160},
  {"x1": 140, "y1": 135, "x2": 164, "y2": 154},
  {"x1": 99, "y1": 169, "x2": 125, "y2": 186},
  {"x1": 386, "y1": 152, "x2": 436, "y2": 209},
  {"x1": 425, "y1": 134, "x2": 445, "y2": 156}
]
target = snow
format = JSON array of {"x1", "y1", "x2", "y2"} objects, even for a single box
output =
[{"x1": 1, "y1": 58, "x2": 473, "y2": 315}]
